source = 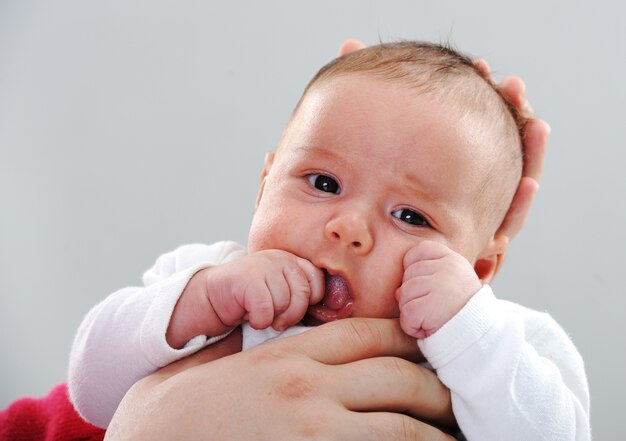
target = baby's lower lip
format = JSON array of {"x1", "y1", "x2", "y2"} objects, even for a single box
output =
[{"x1": 303, "y1": 300, "x2": 354, "y2": 325}]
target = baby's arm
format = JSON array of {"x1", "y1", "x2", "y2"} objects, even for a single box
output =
[
  {"x1": 68, "y1": 242, "x2": 245, "y2": 428},
  {"x1": 166, "y1": 249, "x2": 325, "y2": 348},
  {"x1": 419, "y1": 290, "x2": 590, "y2": 441},
  {"x1": 398, "y1": 241, "x2": 590, "y2": 440},
  {"x1": 69, "y1": 242, "x2": 324, "y2": 428}
]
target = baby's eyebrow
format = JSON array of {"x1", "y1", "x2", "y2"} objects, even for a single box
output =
[
  {"x1": 294, "y1": 144, "x2": 331, "y2": 153},
  {"x1": 401, "y1": 173, "x2": 437, "y2": 204},
  {"x1": 292, "y1": 145, "x2": 346, "y2": 161},
  {"x1": 396, "y1": 173, "x2": 456, "y2": 223}
]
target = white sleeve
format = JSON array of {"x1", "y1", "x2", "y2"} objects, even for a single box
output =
[
  {"x1": 68, "y1": 241, "x2": 246, "y2": 429},
  {"x1": 418, "y1": 285, "x2": 590, "y2": 441}
]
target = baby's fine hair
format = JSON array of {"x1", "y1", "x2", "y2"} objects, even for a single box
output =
[{"x1": 293, "y1": 41, "x2": 528, "y2": 237}]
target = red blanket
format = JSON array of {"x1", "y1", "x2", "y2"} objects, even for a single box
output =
[{"x1": 0, "y1": 383, "x2": 104, "y2": 441}]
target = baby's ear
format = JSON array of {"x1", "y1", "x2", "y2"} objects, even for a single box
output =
[
  {"x1": 255, "y1": 152, "x2": 275, "y2": 208},
  {"x1": 473, "y1": 234, "x2": 510, "y2": 284}
]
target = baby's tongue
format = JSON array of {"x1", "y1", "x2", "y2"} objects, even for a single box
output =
[{"x1": 322, "y1": 273, "x2": 350, "y2": 310}]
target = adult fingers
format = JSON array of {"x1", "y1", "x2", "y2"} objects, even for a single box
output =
[
  {"x1": 347, "y1": 411, "x2": 457, "y2": 441},
  {"x1": 495, "y1": 176, "x2": 539, "y2": 240},
  {"x1": 338, "y1": 38, "x2": 365, "y2": 56},
  {"x1": 477, "y1": 66, "x2": 531, "y2": 115},
  {"x1": 276, "y1": 317, "x2": 421, "y2": 365},
  {"x1": 500, "y1": 75, "x2": 527, "y2": 111},
  {"x1": 332, "y1": 357, "x2": 455, "y2": 428},
  {"x1": 494, "y1": 72, "x2": 549, "y2": 242},
  {"x1": 474, "y1": 58, "x2": 490, "y2": 76},
  {"x1": 522, "y1": 118, "x2": 550, "y2": 182},
  {"x1": 303, "y1": 403, "x2": 456, "y2": 441},
  {"x1": 499, "y1": 76, "x2": 550, "y2": 183}
]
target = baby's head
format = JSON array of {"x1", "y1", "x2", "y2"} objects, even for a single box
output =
[{"x1": 248, "y1": 41, "x2": 526, "y2": 322}]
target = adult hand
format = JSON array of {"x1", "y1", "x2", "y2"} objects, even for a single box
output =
[
  {"x1": 338, "y1": 39, "x2": 550, "y2": 242},
  {"x1": 106, "y1": 318, "x2": 457, "y2": 440}
]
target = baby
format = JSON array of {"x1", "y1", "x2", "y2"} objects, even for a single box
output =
[{"x1": 69, "y1": 42, "x2": 590, "y2": 440}]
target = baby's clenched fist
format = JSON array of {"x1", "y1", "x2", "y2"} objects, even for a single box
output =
[
  {"x1": 206, "y1": 250, "x2": 324, "y2": 331},
  {"x1": 396, "y1": 241, "x2": 482, "y2": 339}
]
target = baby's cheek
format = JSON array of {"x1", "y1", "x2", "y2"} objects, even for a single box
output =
[
  {"x1": 355, "y1": 295, "x2": 400, "y2": 319},
  {"x1": 248, "y1": 214, "x2": 283, "y2": 254},
  {"x1": 382, "y1": 297, "x2": 401, "y2": 319},
  {"x1": 360, "y1": 260, "x2": 405, "y2": 319}
]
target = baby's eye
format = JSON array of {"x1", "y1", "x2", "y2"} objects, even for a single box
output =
[
  {"x1": 306, "y1": 174, "x2": 340, "y2": 194},
  {"x1": 392, "y1": 208, "x2": 430, "y2": 227}
]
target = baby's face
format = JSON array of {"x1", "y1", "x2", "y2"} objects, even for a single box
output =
[{"x1": 248, "y1": 74, "x2": 496, "y2": 322}]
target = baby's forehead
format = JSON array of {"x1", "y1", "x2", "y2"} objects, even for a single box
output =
[
  {"x1": 288, "y1": 81, "x2": 490, "y2": 183},
  {"x1": 289, "y1": 76, "x2": 484, "y2": 149},
  {"x1": 305, "y1": 72, "x2": 491, "y2": 127},
  {"x1": 295, "y1": 75, "x2": 489, "y2": 150}
]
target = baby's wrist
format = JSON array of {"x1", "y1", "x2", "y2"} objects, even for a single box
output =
[
  {"x1": 426, "y1": 283, "x2": 482, "y2": 338},
  {"x1": 166, "y1": 268, "x2": 231, "y2": 349}
]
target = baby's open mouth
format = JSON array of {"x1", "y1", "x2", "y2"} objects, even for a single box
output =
[{"x1": 303, "y1": 270, "x2": 354, "y2": 326}]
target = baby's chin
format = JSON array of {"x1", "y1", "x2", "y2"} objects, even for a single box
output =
[{"x1": 303, "y1": 272, "x2": 354, "y2": 326}]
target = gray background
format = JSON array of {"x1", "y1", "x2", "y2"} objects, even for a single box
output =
[{"x1": 0, "y1": 1, "x2": 623, "y2": 438}]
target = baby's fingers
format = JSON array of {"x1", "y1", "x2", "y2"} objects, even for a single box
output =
[
  {"x1": 272, "y1": 261, "x2": 323, "y2": 330},
  {"x1": 396, "y1": 275, "x2": 433, "y2": 307},
  {"x1": 403, "y1": 240, "x2": 451, "y2": 270},
  {"x1": 244, "y1": 280, "x2": 278, "y2": 330},
  {"x1": 399, "y1": 296, "x2": 431, "y2": 339},
  {"x1": 295, "y1": 257, "x2": 325, "y2": 304}
]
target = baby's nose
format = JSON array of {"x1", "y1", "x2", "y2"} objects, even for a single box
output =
[{"x1": 324, "y1": 211, "x2": 373, "y2": 254}]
